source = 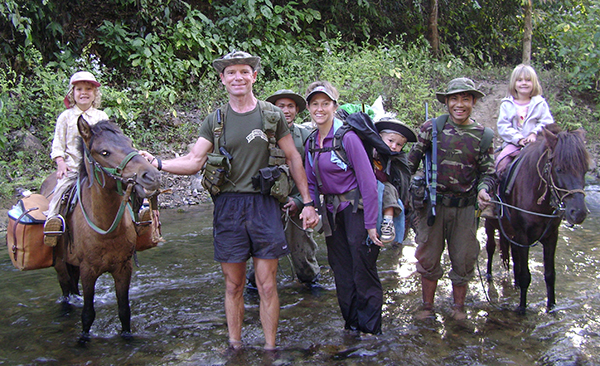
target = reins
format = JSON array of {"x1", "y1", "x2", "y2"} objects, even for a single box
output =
[
  {"x1": 493, "y1": 147, "x2": 585, "y2": 248},
  {"x1": 78, "y1": 143, "x2": 140, "y2": 235}
]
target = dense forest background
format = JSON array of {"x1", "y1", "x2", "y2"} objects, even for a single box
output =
[{"x1": 0, "y1": 0, "x2": 598, "y2": 203}]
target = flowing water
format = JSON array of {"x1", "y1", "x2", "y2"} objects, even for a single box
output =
[{"x1": 1, "y1": 189, "x2": 600, "y2": 365}]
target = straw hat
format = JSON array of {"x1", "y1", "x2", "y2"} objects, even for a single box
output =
[{"x1": 375, "y1": 118, "x2": 417, "y2": 142}]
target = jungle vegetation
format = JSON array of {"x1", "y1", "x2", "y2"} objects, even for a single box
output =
[{"x1": 0, "y1": 0, "x2": 598, "y2": 203}]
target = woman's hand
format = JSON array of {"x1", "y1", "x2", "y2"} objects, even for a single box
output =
[{"x1": 367, "y1": 228, "x2": 383, "y2": 247}]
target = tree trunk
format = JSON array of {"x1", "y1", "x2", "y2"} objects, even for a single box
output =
[
  {"x1": 522, "y1": 0, "x2": 532, "y2": 64},
  {"x1": 427, "y1": 0, "x2": 440, "y2": 58}
]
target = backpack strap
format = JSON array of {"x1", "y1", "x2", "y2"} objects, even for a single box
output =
[{"x1": 480, "y1": 127, "x2": 494, "y2": 152}]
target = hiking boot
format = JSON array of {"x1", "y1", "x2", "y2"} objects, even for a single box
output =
[
  {"x1": 44, "y1": 215, "x2": 65, "y2": 247},
  {"x1": 380, "y1": 217, "x2": 395, "y2": 243},
  {"x1": 479, "y1": 204, "x2": 497, "y2": 219}
]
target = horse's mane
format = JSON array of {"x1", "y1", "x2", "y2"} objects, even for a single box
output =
[
  {"x1": 518, "y1": 124, "x2": 590, "y2": 176},
  {"x1": 77, "y1": 120, "x2": 124, "y2": 178}
]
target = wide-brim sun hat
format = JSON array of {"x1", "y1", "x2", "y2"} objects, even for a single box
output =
[
  {"x1": 69, "y1": 71, "x2": 101, "y2": 87},
  {"x1": 305, "y1": 85, "x2": 337, "y2": 104},
  {"x1": 266, "y1": 89, "x2": 306, "y2": 113},
  {"x1": 435, "y1": 77, "x2": 485, "y2": 104},
  {"x1": 375, "y1": 117, "x2": 417, "y2": 142},
  {"x1": 212, "y1": 50, "x2": 261, "y2": 74}
]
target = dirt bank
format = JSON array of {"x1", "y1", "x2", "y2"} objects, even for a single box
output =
[{"x1": 1, "y1": 80, "x2": 598, "y2": 232}]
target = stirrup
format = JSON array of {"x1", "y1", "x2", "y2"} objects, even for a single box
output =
[
  {"x1": 44, "y1": 215, "x2": 65, "y2": 247},
  {"x1": 44, "y1": 215, "x2": 65, "y2": 236}
]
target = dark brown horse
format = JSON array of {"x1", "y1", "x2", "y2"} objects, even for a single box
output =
[
  {"x1": 485, "y1": 124, "x2": 589, "y2": 314},
  {"x1": 41, "y1": 117, "x2": 160, "y2": 343}
]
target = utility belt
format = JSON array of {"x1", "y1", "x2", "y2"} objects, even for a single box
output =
[
  {"x1": 436, "y1": 193, "x2": 476, "y2": 208},
  {"x1": 324, "y1": 188, "x2": 363, "y2": 212},
  {"x1": 319, "y1": 188, "x2": 363, "y2": 237}
]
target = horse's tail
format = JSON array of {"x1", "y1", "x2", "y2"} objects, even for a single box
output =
[{"x1": 499, "y1": 238, "x2": 510, "y2": 270}]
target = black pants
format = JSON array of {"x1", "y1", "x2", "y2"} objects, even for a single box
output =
[{"x1": 326, "y1": 204, "x2": 382, "y2": 335}]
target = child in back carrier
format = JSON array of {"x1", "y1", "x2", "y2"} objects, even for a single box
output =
[{"x1": 373, "y1": 117, "x2": 416, "y2": 243}]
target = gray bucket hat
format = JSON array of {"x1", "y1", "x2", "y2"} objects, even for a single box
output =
[
  {"x1": 435, "y1": 77, "x2": 485, "y2": 104},
  {"x1": 375, "y1": 118, "x2": 417, "y2": 142},
  {"x1": 212, "y1": 50, "x2": 261, "y2": 74},
  {"x1": 266, "y1": 89, "x2": 306, "y2": 113}
]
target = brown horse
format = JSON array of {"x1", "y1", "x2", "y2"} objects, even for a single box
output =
[
  {"x1": 41, "y1": 117, "x2": 160, "y2": 343},
  {"x1": 485, "y1": 124, "x2": 590, "y2": 314}
]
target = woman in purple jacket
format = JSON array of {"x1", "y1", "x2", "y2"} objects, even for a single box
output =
[{"x1": 304, "y1": 81, "x2": 383, "y2": 336}]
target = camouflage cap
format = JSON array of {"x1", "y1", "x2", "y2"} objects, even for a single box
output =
[
  {"x1": 266, "y1": 89, "x2": 306, "y2": 113},
  {"x1": 435, "y1": 77, "x2": 485, "y2": 103},
  {"x1": 212, "y1": 50, "x2": 261, "y2": 74}
]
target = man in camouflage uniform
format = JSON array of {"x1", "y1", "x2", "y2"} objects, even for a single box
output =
[
  {"x1": 408, "y1": 78, "x2": 495, "y2": 320},
  {"x1": 266, "y1": 90, "x2": 321, "y2": 286}
]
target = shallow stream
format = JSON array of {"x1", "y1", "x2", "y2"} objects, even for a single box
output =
[{"x1": 1, "y1": 188, "x2": 599, "y2": 365}]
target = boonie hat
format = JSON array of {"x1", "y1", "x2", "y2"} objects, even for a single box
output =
[
  {"x1": 305, "y1": 85, "x2": 337, "y2": 104},
  {"x1": 375, "y1": 118, "x2": 417, "y2": 142},
  {"x1": 69, "y1": 71, "x2": 101, "y2": 87},
  {"x1": 212, "y1": 50, "x2": 261, "y2": 74},
  {"x1": 266, "y1": 89, "x2": 306, "y2": 113},
  {"x1": 435, "y1": 77, "x2": 485, "y2": 104}
]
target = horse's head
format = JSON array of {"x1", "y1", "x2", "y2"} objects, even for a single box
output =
[
  {"x1": 77, "y1": 116, "x2": 161, "y2": 198},
  {"x1": 541, "y1": 125, "x2": 590, "y2": 225}
]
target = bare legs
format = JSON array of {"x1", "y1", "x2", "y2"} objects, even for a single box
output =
[{"x1": 221, "y1": 257, "x2": 280, "y2": 350}]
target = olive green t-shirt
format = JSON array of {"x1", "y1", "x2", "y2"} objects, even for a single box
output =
[{"x1": 198, "y1": 102, "x2": 290, "y2": 193}]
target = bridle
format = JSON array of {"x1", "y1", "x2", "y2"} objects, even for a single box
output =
[
  {"x1": 494, "y1": 147, "x2": 586, "y2": 248},
  {"x1": 77, "y1": 143, "x2": 141, "y2": 235}
]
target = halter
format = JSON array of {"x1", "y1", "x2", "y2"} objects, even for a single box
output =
[
  {"x1": 78, "y1": 143, "x2": 141, "y2": 235},
  {"x1": 536, "y1": 148, "x2": 586, "y2": 207},
  {"x1": 494, "y1": 147, "x2": 586, "y2": 248}
]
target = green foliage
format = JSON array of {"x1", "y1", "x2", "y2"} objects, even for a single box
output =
[{"x1": 542, "y1": 0, "x2": 600, "y2": 92}]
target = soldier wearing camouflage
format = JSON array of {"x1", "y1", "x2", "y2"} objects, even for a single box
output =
[{"x1": 407, "y1": 77, "x2": 495, "y2": 321}]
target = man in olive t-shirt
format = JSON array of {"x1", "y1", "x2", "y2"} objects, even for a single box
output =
[{"x1": 141, "y1": 51, "x2": 319, "y2": 350}]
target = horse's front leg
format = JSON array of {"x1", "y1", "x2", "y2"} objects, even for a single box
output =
[
  {"x1": 112, "y1": 260, "x2": 133, "y2": 340},
  {"x1": 79, "y1": 268, "x2": 100, "y2": 344},
  {"x1": 541, "y1": 229, "x2": 559, "y2": 311},
  {"x1": 511, "y1": 244, "x2": 531, "y2": 314}
]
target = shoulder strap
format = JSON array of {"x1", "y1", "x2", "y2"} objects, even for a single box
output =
[
  {"x1": 434, "y1": 114, "x2": 448, "y2": 134},
  {"x1": 332, "y1": 124, "x2": 351, "y2": 166},
  {"x1": 480, "y1": 127, "x2": 494, "y2": 152}
]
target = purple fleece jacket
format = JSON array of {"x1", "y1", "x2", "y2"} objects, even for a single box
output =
[{"x1": 305, "y1": 119, "x2": 378, "y2": 230}]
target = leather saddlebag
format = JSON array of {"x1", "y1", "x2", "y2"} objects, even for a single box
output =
[{"x1": 6, "y1": 194, "x2": 53, "y2": 270}]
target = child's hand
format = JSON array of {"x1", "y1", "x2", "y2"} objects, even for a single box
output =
[
  {"x1": 55, "y1": 158, "x2": 69, "y2": 179},
  {"x1": 519, "y1": 133, "x2": 537, "y2": 146}
]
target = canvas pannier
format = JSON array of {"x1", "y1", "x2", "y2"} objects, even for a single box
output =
[{"x1": 6, "y1": 194, "x2": 53, "y2": 271}]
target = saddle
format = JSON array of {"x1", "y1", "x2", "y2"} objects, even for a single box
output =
[{"x1": 499, "y1": 153, "x2": 525, "y2": 200}]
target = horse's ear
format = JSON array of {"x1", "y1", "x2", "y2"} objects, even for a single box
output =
[
  {"x1": 541, "y1": 126, "x2": 558, "y2": 149},
  {"x1": 573, "y1": 128, "x2": 587, "y2": 143},
  {"x1": 77, "y1": 116, "x2": 93, "y2": 143}
]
